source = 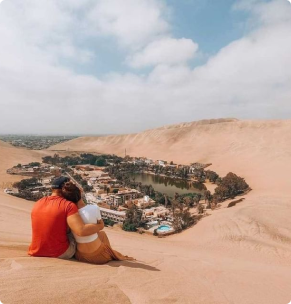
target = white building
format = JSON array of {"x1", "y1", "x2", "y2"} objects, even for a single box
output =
[
  {"x1": 142, "y1": 206, "x2": 169, "y2": 220},
  {"x1": 4, "y1": 188, "x2": 19, "y2": 194},
  {"x1": 85, "y1": 193, "x2": 98, "y2": 204},
  {"x1": 144, "y1": 159, "x2": 154, "y2": 165},
  {"x1": 126, "y1": 195, "x2": 155, "y2": 209},
  {"x1": 107, "y1": 195, "x2": 123, "y2": 207},
  {"x1": 99, "y1": 207, "x2": 126, "y2": 223},
  {"x1": 157, "y1": 160, "x2": 166, "y2": 167},
  {"x1": 115, "y1": 189, "x2": 141, "y2": 204}
]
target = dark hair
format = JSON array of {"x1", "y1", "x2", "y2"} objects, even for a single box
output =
[{"x1": 62, "y1": 181, "x2": 81, "y2": 204}]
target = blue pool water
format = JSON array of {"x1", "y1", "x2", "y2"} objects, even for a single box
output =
[{"x1": 157, "y1": 225, "x2": 171, "y2": 232}]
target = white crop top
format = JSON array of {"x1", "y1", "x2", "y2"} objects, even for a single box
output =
[{"x1": 72, "y1": 204, "x2": 102, "y2": 244}]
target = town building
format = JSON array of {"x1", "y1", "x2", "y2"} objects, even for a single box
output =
[
  {"x1": 107, "y1": 194, "x2": 123, "y2": 207},
  {"x1": 142, "y1": 206, "x2": 170, "y2": 220},
  {"x1": 112, "y1": 189, "x2": 141, "y2": 206},
  {"x1": 99, "y1": 207, "x2": 126, "y2": 223},
  {"x1": 156, "y1": 160, "x2": 167, "y2": 167},
  {"x1": 125, "y1": 195, "x2": 155, "y2": 209},
  {"x1": 144, "y1": 158, "x2": 154, "y2": 165},
  {"x1": 190, "y1": 162, "x2": 212, "y2": 171}
]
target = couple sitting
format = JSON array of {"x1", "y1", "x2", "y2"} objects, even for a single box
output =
[{"x1": 28, "y1": 176, "x2": 134, "y2": 264}]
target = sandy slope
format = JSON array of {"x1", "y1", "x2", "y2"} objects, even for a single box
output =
[
  {"x1": 2, "y1": 119, "x2": 291, "y2": 304},
  {"x1": 50, "y1": 119, "x2": 291, "y2": 194}
]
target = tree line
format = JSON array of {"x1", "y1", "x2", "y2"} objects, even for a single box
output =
[{"x1": 42, "y1": 153, "x2": 122, "y2": 167}]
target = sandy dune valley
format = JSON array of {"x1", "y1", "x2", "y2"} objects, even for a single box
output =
[{"x1": 1, "y1": 119, "x2": 291, "y2": 304}]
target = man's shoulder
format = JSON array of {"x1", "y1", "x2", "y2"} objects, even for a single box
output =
[
  {"x1": 33, "y1": 196, "x2": 48, "y2": 207},
  {"x1": 36, "y1": 196, "x2": 75, "y2": 208},
  {"x1": 37, "y1": 196, "x2": 48, "y2": 202},
  {"x1": 46, "y1": 195, "x2": 71, "y2": 204}
]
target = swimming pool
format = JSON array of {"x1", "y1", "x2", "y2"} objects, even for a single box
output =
[{"x1": 157, "y1": 225, "x2": 171, "y2": 232}]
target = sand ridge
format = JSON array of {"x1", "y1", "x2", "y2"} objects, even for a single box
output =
[
  {"x1": 50, "y1": 119, "x2": 291, "y2": 193},
  {"x1": 1, "y1": 119, "x2": 291, "y2": 304}
]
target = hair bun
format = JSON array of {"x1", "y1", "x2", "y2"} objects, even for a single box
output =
[{"x1": 61, "y1": 181, "x2": 81, "y2": 204}]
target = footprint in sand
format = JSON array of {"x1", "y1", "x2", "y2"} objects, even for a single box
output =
[{"x1": 0, "y1": 259, "x2": 23, "y2": 272}]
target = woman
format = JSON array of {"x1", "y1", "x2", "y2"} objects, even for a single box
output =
[{"x1": 61, "y1": 181, "x2": 134, "y2": 264}]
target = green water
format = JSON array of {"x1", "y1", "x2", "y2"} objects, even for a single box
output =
[{"x1": 130, "y1": 173, "x2": 205, "y2": 197}]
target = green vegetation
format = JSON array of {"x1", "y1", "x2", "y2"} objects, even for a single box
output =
[
  {"x1": 13, "y1": 177, "x2": 41, "y2": 190},
  {"x1": 123, "y1": 205, "x2": 143, "y2": 232},
  {"x1": 95, "y1": 157, "x2": 106, "y2": 167},
  {"x1": 42, "y1": 153, "x2": 122, "y2": 167},
  {"x1": 106, "y1": 161, "x2": 209, "y2": 182},
  {"x1": 171, "y1": 193, "x2": 198, "y2": 232},
  {"x1": 180, "y1": 192, "x2": 202, "y2": 207},
  {"x1": 28, "y1": 162, "x2": 41, "y2": 167},
  {"x1": 213, "y1": 172, "x2": 250, "y2": 202},
  {"x1": 12, "y1": 177, "x2": 44, "y2": 201},
  {"x1": 197, "y1": 203, "x2": 204, "y2": 214},
  {"x1": 104, "y1": 218, "x2": 115, "y2": 226},
  {"x1": 205, "y1": 170, "x2": 219, "y2": 183},
  {"x1": 204, "y1": 190, "x2": 213, "y2": 209}
]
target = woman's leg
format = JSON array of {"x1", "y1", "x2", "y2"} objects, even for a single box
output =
[
  {"x1": 98, "y1": 231, "x2": 111, "y2": 247},
  {"x1": 98, "y1": 230, "x2": 135, "y2": 261}
]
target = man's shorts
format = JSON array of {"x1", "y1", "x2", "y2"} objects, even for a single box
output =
[{"x1": 58, "y1": 232, "x2": 76, "y2": 259}]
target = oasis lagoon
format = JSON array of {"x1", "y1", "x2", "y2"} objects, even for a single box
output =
[{"x1": 130, "y1": 173, "x2": 206, "y2": 198}]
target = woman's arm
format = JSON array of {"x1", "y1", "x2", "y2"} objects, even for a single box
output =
[
  {"x1": 67, "y1": 213, "x2": 103, "y2": 236},
  {"x1": 97, "y1": 219, "x2": 105, "y2": 230}
]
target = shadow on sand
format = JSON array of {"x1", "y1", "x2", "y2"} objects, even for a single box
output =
[
  {"x1": 6, "y1": 245, "x2": 160, "y2": 272},
  {"x1": 107, "y1": 260, "x2": 160, "y2": 272},
  {"x1": 67, "y1": 258, "x2": 160, "y2": 272}
]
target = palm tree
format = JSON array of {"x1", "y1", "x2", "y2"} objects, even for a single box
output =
[
  {"x1": 164, "y1": 193, "x2": 168, "y2": 208},
  {"x1": 204, "y1": 190, "x2": 212, "y2": 209},
  {"x1": 193, "y1": 195, "x2": 201, "y2": 207}
]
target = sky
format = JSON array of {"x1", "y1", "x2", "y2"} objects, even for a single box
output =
[{"x1": 0, "y1": 0, "x2": 290, "y2": 135}]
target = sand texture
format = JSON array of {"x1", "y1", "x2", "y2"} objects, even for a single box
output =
[{"x1": 1, "y1": 119, "x2": 291, "y2": 304}]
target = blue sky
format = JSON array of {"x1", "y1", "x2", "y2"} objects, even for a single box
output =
[
  {"x1": 0, "y1": 0, "x2": 290, "y2": 134},
  {"x1": 170, "y1": 0, "x2": 247, "y2": 53},
  {"x1": 70, "y1": 0, "x2": 251, "y2": 77}
]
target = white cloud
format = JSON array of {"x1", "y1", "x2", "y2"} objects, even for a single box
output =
[
  {"x1": 142, "y1": 0, "x2": 291, "y2": 118},
  {"x1": 128, "y1": 37, "x2": 198, "y2": 68},
  {"x1": 0, "y1": 0, "x2": 290, "y2": 135},
  {"x1": 88, "y1": 0, "x2": 170, "y2": 49},
  {"x1": 0, "y1": 0, "x2": 94, "y2": 65},
  {"x1": 234, "y1": 0, "x2": 291, "y2": 27},
  {"x1": 148, "y1": 65, "x2": 192, "y2": 85}
]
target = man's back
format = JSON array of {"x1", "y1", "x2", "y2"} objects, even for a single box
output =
[{"x1": 28, "y1": 195, "x2": 78, "y2": 257}]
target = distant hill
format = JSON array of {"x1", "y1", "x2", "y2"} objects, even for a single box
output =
[{"x1": 49, "y1": 119, "x2": 291, "y2": 193}]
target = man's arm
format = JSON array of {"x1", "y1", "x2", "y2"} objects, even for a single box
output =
[{"x1": 67, "y1": 213, "x2": 104, "y2": 237}]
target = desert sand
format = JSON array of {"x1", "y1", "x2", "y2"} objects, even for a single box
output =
[{"x1": 1, "y1": 119, "x2": 291, "y2": 304}]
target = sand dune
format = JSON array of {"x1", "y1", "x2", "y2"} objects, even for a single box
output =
[
  {"x1": 51, "y1": 119, "x2": 291, "y2": 193},
  {"x1": 1, "y1": 119, "x2": 291, "y2": 304}
]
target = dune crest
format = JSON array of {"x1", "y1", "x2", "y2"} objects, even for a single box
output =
[
  {"x1": 149, "y1": 117, "x2": 239, "y2": 131},
  {"x1": 50, "y1": 119, "x2": 291, "y2": 193}
]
